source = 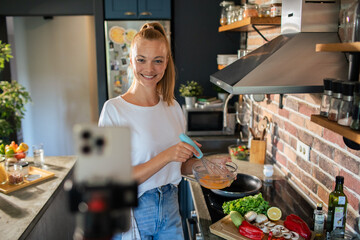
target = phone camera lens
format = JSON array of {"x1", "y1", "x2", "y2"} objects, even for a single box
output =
[
  {"x1": 82, "y1": 131, "x2": 91, "y2": 139},
  {"x1": 95, "y1": 138, "x2": 105, "y2": 147},
  {"x1": 82, "y1": 145, "x2": 91, "y2": 154}
]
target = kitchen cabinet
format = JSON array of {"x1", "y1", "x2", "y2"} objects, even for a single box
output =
[
  {"x1": 104, "y1": 0, "x2": 171, "y2": 20},
  {"x1": 311, "y1": 42, "x2": 360, "y2": 145}
]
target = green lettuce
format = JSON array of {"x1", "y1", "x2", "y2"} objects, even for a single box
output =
[{"x1": 222, "y1": 193, "x2": 270, "y2": 215}]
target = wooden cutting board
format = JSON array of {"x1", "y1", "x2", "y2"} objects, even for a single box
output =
[{"x1": 210, "y1": 215, "x2": 314, "y2": 240}]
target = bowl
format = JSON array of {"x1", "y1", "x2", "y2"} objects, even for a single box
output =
[
  {"x1": 228, "y1": 144, "x2": 249, "y2": 161},
  {"x1": 192, "y1": 158, "x2": 237, "y2": 190},
  {"x1": 0, "y1": 151, "x2": 28, "y2": 163}
]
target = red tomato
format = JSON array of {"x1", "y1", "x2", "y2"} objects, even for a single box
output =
[{"x1": 15, "y1": 152, "x2": 25, "y2": 160}]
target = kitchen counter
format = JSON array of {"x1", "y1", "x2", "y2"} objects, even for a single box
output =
[
  {"x1": 185, "y1": 154, "x2": 315, "y2": 240},
  {"x1": 0, "y1": 156, "x2": 77, "y2": 240}
]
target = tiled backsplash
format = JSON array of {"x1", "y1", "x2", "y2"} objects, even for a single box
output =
[{"x1": 246, "y1": 0, "x2": 360, "y2": 232}]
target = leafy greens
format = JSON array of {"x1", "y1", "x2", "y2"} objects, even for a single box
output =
[{"x1": 222, "y1": 193, "x2": 270, "y2": 215}]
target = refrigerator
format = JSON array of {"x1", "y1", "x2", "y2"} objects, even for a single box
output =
[{"x1": 104, "y1": 20, "x2": 171, "y2": 99}]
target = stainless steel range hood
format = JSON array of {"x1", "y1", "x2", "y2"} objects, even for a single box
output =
[{"x1": 210, "y1": 0, "x2": 349, "y2": 95}]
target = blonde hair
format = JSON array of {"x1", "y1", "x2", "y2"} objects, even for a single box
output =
[{"x1": 130, "y1": 22, "x2": 175, "y2": 106}]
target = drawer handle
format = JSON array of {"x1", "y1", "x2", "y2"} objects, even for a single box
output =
[
  {"x1": 124, "y1": 11, "x2": 136, "y2": 16},
  {"x1": 140, "y1": 11, "x2": 152, "y2": 16}
]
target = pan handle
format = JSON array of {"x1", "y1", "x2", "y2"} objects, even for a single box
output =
[{"x1": 182, "y1": 175, "x2": 197, "y2": 182}]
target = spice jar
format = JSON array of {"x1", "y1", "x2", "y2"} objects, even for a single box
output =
[
  {"x1": 320, "y1": 78, "x2": 334, "y2": 117},
  {"x1": 270, "y1": 0, "x2": 282, "y2": 17},
  {"x1": 328, "y1": 80, "x2": 343, "y2": 122},
  {"x1": 243, "y1": 3, "x2": 258, "y2": 18},
  {"x1": 226, "y1": 4, "x2": 236, "y2": 25},
  {"x1": 350, "y1": 82, "x2": 360, "y2": 130},
  {"x1": 220, "y1": 1, "x2": 235, "y2": 26},
  {"x1": 258, "y1": 4, "x2": 271, "y2": 18},
  {"x1": 237, "y1": 7, "x2": 244, "y2": 21},
  {"x1": 338, "y1": 82, "x2": 355, "y2": 126}
]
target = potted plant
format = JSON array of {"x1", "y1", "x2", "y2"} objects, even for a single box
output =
[
  {"x1": 213, "y1": 85, "x2": 229, "y2": 102},
  {"x1": 0, "y1": 41, "x2": 31, "y2": 144},
  {"x1": 179, "y1": 81, "x2": 203, "y2": 108}
]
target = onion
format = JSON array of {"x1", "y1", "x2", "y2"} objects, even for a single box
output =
[{"x1": 244, "y1": 211, "x2": 257, "y2": 222}]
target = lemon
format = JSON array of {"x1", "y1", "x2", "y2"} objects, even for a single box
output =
[{"x1": 267, "y1": 207, "x2": 282, "y2": 221}]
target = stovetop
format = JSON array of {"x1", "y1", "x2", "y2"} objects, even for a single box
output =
[{"x1": 201, "y1": 179, "x2": 315, "y2": 228}]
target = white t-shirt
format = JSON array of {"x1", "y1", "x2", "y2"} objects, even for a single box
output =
[{"x1": 98, "y1": 96, "x2": 186, "y2": 197}]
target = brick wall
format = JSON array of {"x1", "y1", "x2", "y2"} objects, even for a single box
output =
[{"x1": 246, "y1": 0, "x2": 360, "y2": 232}]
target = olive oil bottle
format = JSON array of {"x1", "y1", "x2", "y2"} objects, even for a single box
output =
[{"x1": 326, "y1": 176, "x2": 348, "y2": 240}]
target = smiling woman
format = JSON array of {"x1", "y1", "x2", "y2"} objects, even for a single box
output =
[{"x1": 98, "y1": 22, "x2": 199, "y2": 240}]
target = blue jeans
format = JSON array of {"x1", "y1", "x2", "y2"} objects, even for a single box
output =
[
  {"x1": 113, "y1": 184, "x2": 184, "y2": 240},
  {"x1": 134, "y1": 184, "x2": 184, "y2": 240}
]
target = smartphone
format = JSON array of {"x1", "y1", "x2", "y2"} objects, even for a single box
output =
[{"x1": 73, "y1": 124, "x2": 133, "y2": 185}]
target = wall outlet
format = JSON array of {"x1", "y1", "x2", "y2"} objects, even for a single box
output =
[{"x1": 296, "y1": 140, "x2": 310, "y2": 161}]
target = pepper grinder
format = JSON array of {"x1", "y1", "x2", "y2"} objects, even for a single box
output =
[
  {"x1": 338, "y1": 82, "x2": 355, "y2": 126},
  {"x1": 350, "y1": 82, "x2": 360, "y2": 130},
  {"x1": 328, "y1": 80, "x2": 344, "y2": 122},
  {"x1": 320, "y1": 78, "x2": 334, "y2": 117}
]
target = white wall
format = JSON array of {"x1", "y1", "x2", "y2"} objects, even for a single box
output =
[{"x1": 9, "y1": 16, "x2": 98, "y2": 156}]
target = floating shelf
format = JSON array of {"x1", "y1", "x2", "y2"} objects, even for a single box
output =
[
  {"x1": 218, "y1": 64, "x2": 226, "y2": 70},
  {"x1": 218, "y1": 17, "x2": 281, "y2": 32},
  {"x1": 311, "y1": 115, "x2": 360, "y2": 144},
  {"x1": 316, "y1": 42, "x2": 360, "y2": 52}
]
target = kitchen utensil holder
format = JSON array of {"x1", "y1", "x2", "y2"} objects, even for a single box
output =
[{"x1": 249, "y1": 139, "x2": 266, "y2": 164}]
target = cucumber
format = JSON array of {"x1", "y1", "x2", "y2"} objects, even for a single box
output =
[{"x1": 230, "y1": 211, "x2": 244, "y2": 228}]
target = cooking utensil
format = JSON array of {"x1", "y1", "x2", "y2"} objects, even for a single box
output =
[
  {"x1": 179, "y1": 133, "x2": 231, "y2": 176},
  {"x1": 210, "y1": 173, "x2": 262, "y2": 198}
]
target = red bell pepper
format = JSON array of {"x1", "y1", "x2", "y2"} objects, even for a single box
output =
[
  {"x1": 239, "y1": 221, "x2": 264, "y2": 240},
  {"x1": 284, "y1": 214, "x2": 311, "y2": 240}
]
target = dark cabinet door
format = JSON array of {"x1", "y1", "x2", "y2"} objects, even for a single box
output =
[
  {"x1": 105, "y1": 0, "x2": 138, "y2": 19},
  {"x1": 105, "y1": 0, "x2": 171, "y2": 20},
  {"x1": 138, "y1": 0, "x2": 171, "y2": 19}
]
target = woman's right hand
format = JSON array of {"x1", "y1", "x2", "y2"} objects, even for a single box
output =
[{"x1": 162, "y1": 140, "x2": 202, "y2": 163}]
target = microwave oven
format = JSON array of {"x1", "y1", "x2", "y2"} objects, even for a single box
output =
[{"x1": 182, "y1": 105, "x2": 236, "y2": 136}]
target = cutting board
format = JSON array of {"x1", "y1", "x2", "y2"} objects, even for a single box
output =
[{"x1": 210, "y1": 215, "x2": 314, "y2": 240}]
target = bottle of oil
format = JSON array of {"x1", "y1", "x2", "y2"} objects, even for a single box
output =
[
  {"x1": 314, "y1": 202, "x2": 325, "y2": 239},
  {"x1": 326, "y1": 176, "x2": 348, "y2": 240}
]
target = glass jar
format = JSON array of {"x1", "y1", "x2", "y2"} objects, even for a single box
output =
[
  {"x1": 226, "y1": 4, "x2": 236, "y2": 25},
  {"x1": 0, "y1": 159, "x2": 7, "y2": 184},
  {"x1": 320, "y1": 78, "x2": 334, "y2": 117},
  {"x1": 263, "y1": 164, "x2": 274, "y2": 177},
  {"x1": 220, "y1": 1, "x2": 235, "y2": 26},
  {"x1": 243, "y1": 3, "x2": 258, "y2": 18},
  {"x1": 270, "y1": 0, "x2": 282, "y2": 17},
  {"x1": 338, "y1": 82, "x2": 355, "y2": 126},
  {"x1": 350, "y1": 82, "x2": 360, "y2": 130},
  {"x1": 259, "y1": 4, "x2": 271, "y2": 18},
  {"x1": 237, "y1": 7, "x2": 244, "y2": 21},
  {"x1": 328, "y1": 80, "x2": 343, "y2": 122},
  {"x1": 7, "y1": 162, "x2": 24, "y2": 185},
  {"x1": 232, "y1": 6, "x2": 241, "y2": 24}
]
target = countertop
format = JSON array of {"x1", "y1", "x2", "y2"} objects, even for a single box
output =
[
  {"x1": 185, "y1": 154, "x2": 315, "y2": 240},
  {"x1": 0, "y1": 156, "x2": 77, "y2": 240}
]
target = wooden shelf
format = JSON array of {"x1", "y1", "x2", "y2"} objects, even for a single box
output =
[
  {"x1": 316, "y1": 42, "x2": 360, "y2": 52},
  {"x1": 311, "y1": 115, "x2": 360, "y2": 144},
  {"x1": 218, "y1": 17, "x2": 281, "y2": 32},
  {"x1": 218, "y1": 64, "x2": 226, "y2": 70}
]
